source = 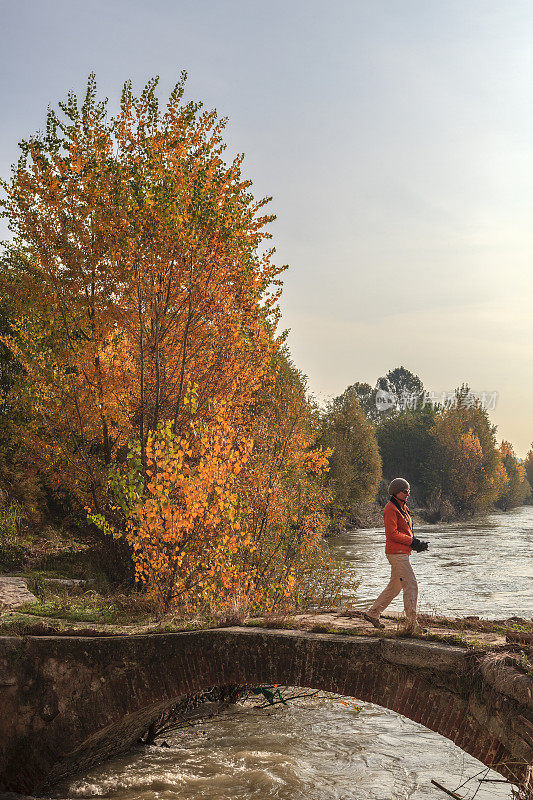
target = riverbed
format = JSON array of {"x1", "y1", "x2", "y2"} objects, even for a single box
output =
[{"x1": 53, "y1": 506, "x2": 532, "y2": 800}]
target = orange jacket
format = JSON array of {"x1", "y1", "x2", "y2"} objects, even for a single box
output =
[{"x1": 383, "y1": 499, "x2": 413, "y2": 554}]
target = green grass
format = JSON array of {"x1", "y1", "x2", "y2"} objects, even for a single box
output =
[
  {"x1": 17, "y1": 590, "x2": 156, "y2": 625},
  {"x1": 20, "y1": 601, "x2": 123, "y2": 624},
  {"x1": 0, "y1": 607, "x2": 220, "y2": 637}
]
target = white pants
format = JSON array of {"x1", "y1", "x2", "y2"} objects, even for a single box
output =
[{"x1": 367, "y1": 553, "x2": 418, "y2": 624}]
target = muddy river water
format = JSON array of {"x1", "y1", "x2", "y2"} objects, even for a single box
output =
[{"x1": 54, "y1": 506, "x2": 533, "y2": 800}]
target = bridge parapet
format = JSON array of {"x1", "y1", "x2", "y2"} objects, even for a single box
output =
[{"x1": 0, "y1": 628, "x2": 531, "y2": 794}]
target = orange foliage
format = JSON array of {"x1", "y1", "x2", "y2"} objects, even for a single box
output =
[
  {"x1": 457, "y1": 430, "x2": 484, "y2": 502},
  {"x1": 499, "y1": 440, "x2": 516, "y2": 460},
  {"x1": 97, "y1": 398, "x2": 254, "y2": 610},
  {"x1": 2, "y1": 76, "x2": 347, "y2": 612},
  {"x1": 231, "y1": 354, "x2": 344, "y2": 612},
  {"x1": 432, "y1": 416, "x2": 484, "y2": 509},
  {"x1": 430, "y1": 405, "x2": 508, "y2": 514},
  {"x1": 1, "y1": 74, "x2": 282, "y2": 510},
  {"x1": 93, "y1": 362, "x2": 343, "y2": 613}
]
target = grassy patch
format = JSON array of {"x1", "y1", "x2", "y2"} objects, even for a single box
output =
[
  {"x1": 0, "y1": 609, "x2": 218, "y2": 637},
  {"x1": 415, "y1": 630, "x2": 485, "y2": 649},
  {"x1": 18, "y1": 589, "x2": 157, "y2": 625},
  {"x1": 416, "y1": 612, "x2": 533, "y2": 635}
]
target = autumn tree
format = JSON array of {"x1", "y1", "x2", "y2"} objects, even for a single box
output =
[
  {"x1": 430, "y1": 416, "x2": 485, "y2": 513},
  {"x1": 343, "y1": 381, "x2": 380, "y2": 424},
  {"x1": 232, "y1": 351, "x2": 345, "y2": 612},
  {"x1": 496, "y1": 441, "x2": 531, "y2": 510},
  {"x1": 1, "y1": 74, "x2": 345, "y2": 611},
  {"x1": 378, "y1": 387, "x2": 510, "y2": 518},
  {"x1": 0, "y1": 272, "x2": 21, "y2": 417},
  {"x1": 320, "y1": 388, "x2": 382, "y2": 528},
  {"x1": 525, "y1": 446, "x2": 533, "y2": 499},
  {"x1": 91, "y1": 391, "x2": 256, "y2": 610},
  {"x1": 1, "y1": 73, "x2": 282, "y2": 513},
  {"x1": 0, "y1": 258, "x2": 49, "y2": 520},
  {"x1": 428, "y1": 399, "x2": 506, "y2": 515},
  {"x1": 100, "y1": 350, "x2": 348, "y2": 612}
]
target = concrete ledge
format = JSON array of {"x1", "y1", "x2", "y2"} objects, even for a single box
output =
[
  {"x1": 226, "y1": 626, "x2": 383, "y2": 657},
  {"x1": 380, "y1": 639, "x2": 468, "y2": 671}
]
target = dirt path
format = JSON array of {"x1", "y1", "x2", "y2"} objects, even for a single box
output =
[{"x1": 287, "y1": 609, "x2": 511, "y2": 647}]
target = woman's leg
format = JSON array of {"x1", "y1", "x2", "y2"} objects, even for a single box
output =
[
  {"x1": 392, "y1": 554, "x2": 418, "y2": 626},
  {"x1": 366, "y1": 554, "x2": 403, "y2": 618}
]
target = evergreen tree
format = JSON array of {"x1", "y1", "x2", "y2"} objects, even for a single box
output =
[{"x1": 376, "y1": 404, "x2": 437, "y2": 504}]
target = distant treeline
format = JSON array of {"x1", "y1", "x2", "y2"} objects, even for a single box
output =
[{"x1": 320, "y1": 366, "x2": 533, "y2": 528}]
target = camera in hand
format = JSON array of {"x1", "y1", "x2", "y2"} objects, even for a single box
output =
[{"x1": 411, "y1": 537, "x2": 429, "y2": 553}]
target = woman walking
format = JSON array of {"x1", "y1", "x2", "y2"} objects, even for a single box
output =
[{"x1": 363, "y1": 478, "x2": 425, "y2": 635}]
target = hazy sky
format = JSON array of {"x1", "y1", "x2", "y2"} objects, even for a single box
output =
[{"x1": 1, "y1": 0, "x2": 532, "y2": 454}]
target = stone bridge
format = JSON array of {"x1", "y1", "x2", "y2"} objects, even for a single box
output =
[{"x1": 0, "y1": 628, "x2": 532, "y2": 795}]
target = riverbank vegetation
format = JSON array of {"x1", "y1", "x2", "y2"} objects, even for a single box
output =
[
  {"x1": 0, "y1": 75, "x2": 348, "y2": 615},
  {"x1": 0, "y1": 75, "x2": 530, "y2": 619},
  {"x1": 323, "y1": 368, "x2": 531, "y2": 527}
]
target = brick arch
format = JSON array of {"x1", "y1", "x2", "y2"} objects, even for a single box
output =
[{"x1": 0, "y1": 628, "x2": 531, "y2": 794}]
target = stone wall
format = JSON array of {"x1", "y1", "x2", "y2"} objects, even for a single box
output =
[{"x1": 0, "y1": 628, "x2": 531, "y2": 794}]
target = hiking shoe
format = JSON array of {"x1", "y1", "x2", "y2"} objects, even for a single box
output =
[
  {"x1": 363, "y1": 612, "x2": 385, "y2": 629},
  {"x1": 399, "y1": 623, "x2": 427, "y2": 636}
]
